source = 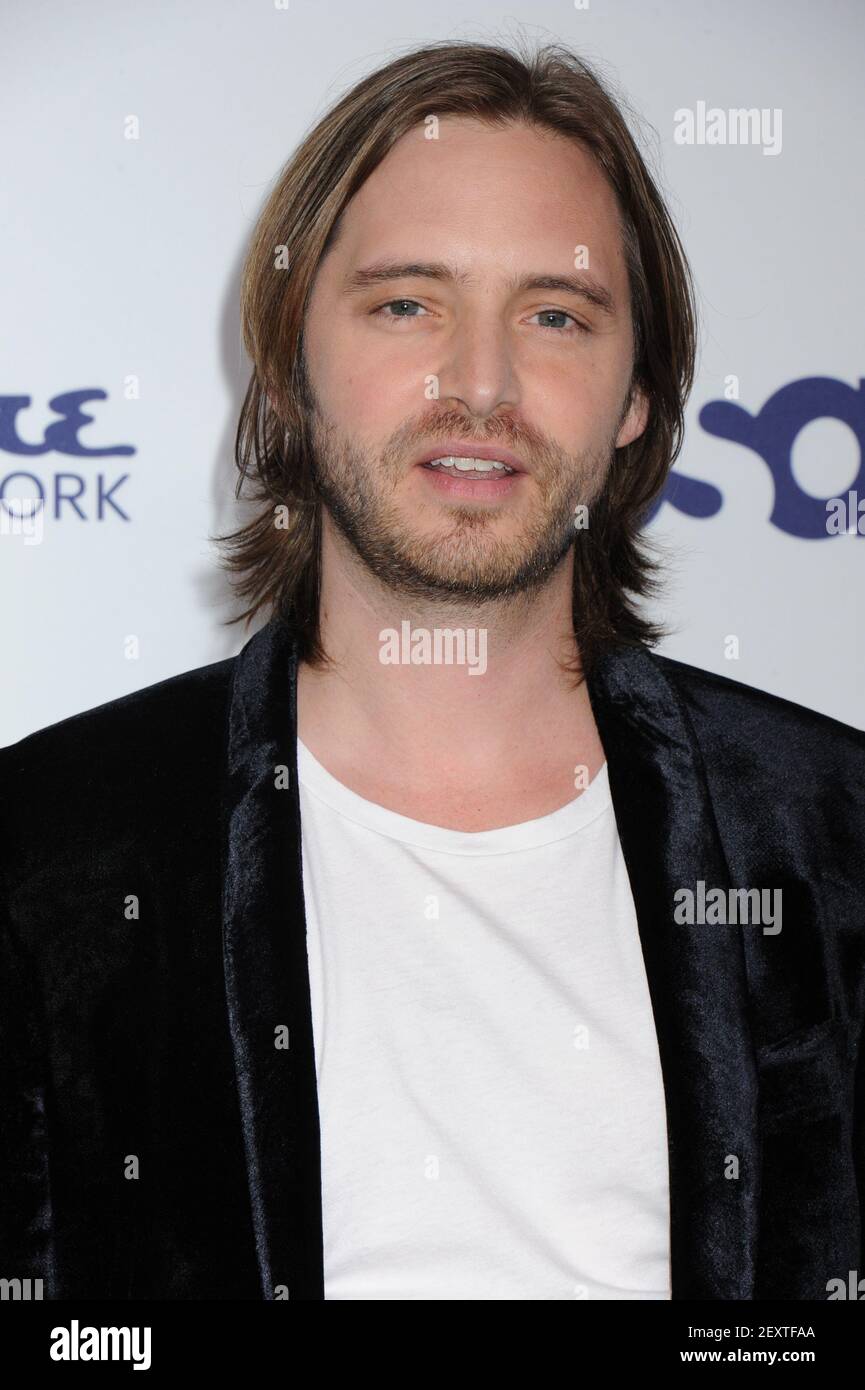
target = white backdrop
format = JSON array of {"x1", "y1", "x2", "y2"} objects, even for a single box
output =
[{"x1": 2, "y1": 0, "x2": 863, "y2": 744}]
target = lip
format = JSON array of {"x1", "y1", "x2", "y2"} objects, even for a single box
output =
[
  {"x1": 417, "y1": 465, "x2": 523, "y2": 502},
  {"x1": 413, "y1": 441, "x2": 526, "y2": 474}
]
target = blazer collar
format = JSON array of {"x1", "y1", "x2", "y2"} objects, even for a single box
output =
[{"x1": 222, "y1": 617, "x2": 760, "y2": 1301}]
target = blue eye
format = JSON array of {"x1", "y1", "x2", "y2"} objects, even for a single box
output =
[
  {"x1": 532, "y1": 309, "x2": 587, "y2": 332},
  {"x1": 377, "y1": 299, "x2": 427, "y2": 319}
]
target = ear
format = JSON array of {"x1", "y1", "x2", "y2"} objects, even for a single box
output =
[{"x1": 615, "y1": 383, "x2": 649, "y2": 449}]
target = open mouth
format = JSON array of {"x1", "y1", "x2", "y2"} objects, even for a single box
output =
[
  {"x1": 417, "y1": 454, "x2": 523, "y2": 499},
  {"x1": 420, "y1": 455, "x2": 519, "y2": 480}
]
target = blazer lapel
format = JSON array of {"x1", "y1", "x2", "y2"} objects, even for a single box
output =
[
  {"x1": 587, "y1": 643, "x2": 761, "y2": 1299},
  {"x1": 221, "y1": 616, "x2": 324, "y2": 1300}
]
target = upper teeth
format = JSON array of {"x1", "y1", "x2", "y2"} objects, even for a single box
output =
[{"x1": 427, "y1": 457, "x2": 514, "y2": 473}]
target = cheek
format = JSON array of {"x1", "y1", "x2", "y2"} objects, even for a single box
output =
[
  {"x1": 306, "y1": 333, "x2": 361, "y2": 425},
  {"x1": 528, "y1": 369, "x2": 594, "y2": 443},
  {"x1": 528, "y1": 359, "x2": 621, "y2": 450},
  {"x1": 322, "y1": 338, "x2": 426, "y2": 436}
]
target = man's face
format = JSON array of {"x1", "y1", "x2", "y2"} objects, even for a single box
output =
[{"x1": 301, "y1": 116, "x2": 648, "y2": 602}]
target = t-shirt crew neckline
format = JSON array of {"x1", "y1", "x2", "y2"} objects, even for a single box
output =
[{"x1": 296, "y1": 737, "x2": 611, "y2": 857}]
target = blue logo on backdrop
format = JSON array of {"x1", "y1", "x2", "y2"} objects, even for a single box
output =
[
  {"x1": 644, "y1": 376, "x2": 865, "y2": 536},
  {"x1": 1, "y1": 377, "x2": 863, "y2": 534},
  {"x1": 0, "y1": 389, "x2": 134, "y2": 520}
]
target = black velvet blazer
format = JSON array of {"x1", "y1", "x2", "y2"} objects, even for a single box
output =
[{"x1": 1, "y1": 614, "x2": 864, "y2": 1301}]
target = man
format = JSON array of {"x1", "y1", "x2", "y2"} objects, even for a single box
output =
[{"x1": 1, "y1": 40, "x2": 864, "y2": 1302}]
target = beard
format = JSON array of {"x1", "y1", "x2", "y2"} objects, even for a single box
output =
[{"x1": 304, "y1": 384, "x2": 621, "y2": 607}]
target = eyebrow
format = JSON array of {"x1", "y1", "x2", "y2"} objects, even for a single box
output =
[{"x1": 341, "y1": 260, "x2": 616, "y2": 316}]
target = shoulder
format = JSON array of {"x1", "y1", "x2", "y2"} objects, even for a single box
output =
[
  {"x1": 650, "y1": 649, "x2": 865, "y2": 786},
  {"x1": 0, "y1": 655, "x2": 238, "y2": 888},
  {"x1": 1, "y1": 654, "x2": 237, "y2": 778},
  {"x1": 649, "y1": 652, "x2": 865, "y2": 1001}
]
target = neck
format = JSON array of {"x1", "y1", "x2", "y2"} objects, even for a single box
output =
[{"x1": 296, "y1": 517, "x2": 606, "y2": 800}]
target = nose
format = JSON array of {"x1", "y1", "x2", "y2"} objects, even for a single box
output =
[{"x1": 435, "y1": 311, "x2": 520, "y2": 420}]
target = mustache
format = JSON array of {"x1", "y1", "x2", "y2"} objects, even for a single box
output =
[{"x1": 382, "y1": 407, "x2": 559, "y2": 468}]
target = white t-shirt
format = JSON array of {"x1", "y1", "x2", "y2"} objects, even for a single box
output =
[{"x1": 297, "y1": 737, "x2": 671, "y2": 1300}]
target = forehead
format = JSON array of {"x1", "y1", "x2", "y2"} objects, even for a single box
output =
[{"x1": 324, "y1": 117, "x2": 627, "y2": 287}]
